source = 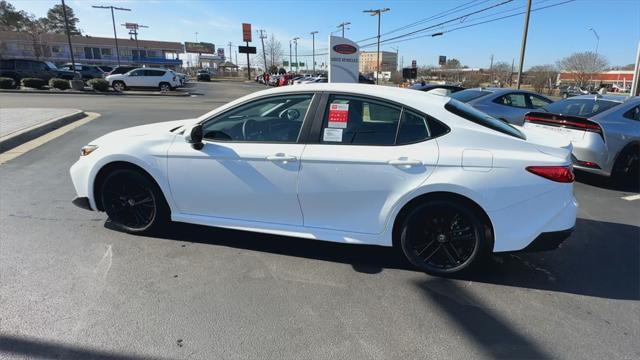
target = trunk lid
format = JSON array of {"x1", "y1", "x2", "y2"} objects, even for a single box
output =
[{"x1": 514, "y1": 122, "x2": 574, "y2": 163}]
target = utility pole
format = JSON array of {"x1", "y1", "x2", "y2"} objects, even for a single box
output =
[
  {"x1": 60, "y1": 0, "x2": 76, "y2": 73},
  {"x1": 489, "y1": 54, "x2": 494, "y2": 84},
  {"x1": 228, "y1": 42, "x2": 232, "y2": 62},
  {"x1": 289, "y1": 40, "x2": 293, "y2": 72},
  {"x1": 589, "y1": 27, "x2": 600, "y2": 55},
  {"x1": 122, "y1": 23, "x2": 148, "y2": 63},
  {"x1": 363, "y1": 8, "x2": 390, "y2": 85},
  {"x1": 337, "y1": 22, "x2": 350, "y2": 38},
  {"x1": 515, "y1": 0, "x2": 531, "y2": 89},
  {"x1": 258, "y1": 29, "x2": 268, "y2": 72},
  {"x1": 92, "y1": 5, "x2": 131, "y2": 66},
  {"x1": 310, "y1": 31, "x2": 318, "y2": 74},
  {"x1": 293, "y1": 37, "x2": 300, "y2": 74},
  {"x1": 631, "y1": 41, "x2": 640, "y2": 96}
]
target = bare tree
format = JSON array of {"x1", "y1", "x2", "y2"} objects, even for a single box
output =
[
  {"x1": 556, "y1": 51, "x2": 608, "y2": 87},
  {"x1": 256, "y1": 34, "x2": 283, "y2": 71},
  {"x1": 528, "y1": 64, "x2": 558, "y2": 94},
  {"x1": 23, "y1": 15, "x2": 49, "y2": 60},
  {"x1": 491, "y1": 61, "x2": 512, "y2": 86}
]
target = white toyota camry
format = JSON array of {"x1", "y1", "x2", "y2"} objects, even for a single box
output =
[{"x1": 70, "y1": 83, "x2": 577, "y2": 275}]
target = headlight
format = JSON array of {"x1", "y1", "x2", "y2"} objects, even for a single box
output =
[{"x1": 80, "y1": 145, "x2": 99, "y2": 156}]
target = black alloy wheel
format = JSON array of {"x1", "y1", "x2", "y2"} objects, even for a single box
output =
[
  {"x1": 101, "y1": 169, "x2": 168, "y2": 234},
  {"x1": 613, "y1": 146, "x2": 640, "y2": 186},
  {"x1": 400, "y1": 200, "x2": 489, "y2": 275}
]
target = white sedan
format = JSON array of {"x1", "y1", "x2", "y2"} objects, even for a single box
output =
[{"x1": 70, "y1": 83, "x2": 577, "y2": 275}]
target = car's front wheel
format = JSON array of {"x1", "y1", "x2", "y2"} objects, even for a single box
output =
[
  {"x1": 399, "y1": 200, "x2": 490, "y2": 276},
  {"x1": 101, "y1": 169, "x2": 169, "y2": 234},
  {"x1": 112, "y1": 80, "x2": 126, "y2": 92},
  {"x1": 159, "y1": 82, "x2": 172, "y2": 92}
]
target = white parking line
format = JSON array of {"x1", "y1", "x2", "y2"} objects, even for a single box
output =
[{"x1": 621, "y1": 194, "x2": 640, "y2": 201}]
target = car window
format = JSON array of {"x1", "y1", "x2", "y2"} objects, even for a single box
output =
[
  {"x1": 32, "y1": 62, "x2": 48, "y2": 71},
  {"x1": 397, "y1": 110, "x2": 430, "y2": 144},
  {"x1": 450, "y1": 89, "x2": 492, "y2": 102},
  {"x1": 15, "y1": 60, "x2": 30, "y2": 70},
  {"x1": 202, "y1": 94, "x2": 313, "y2": 142},
  {"x1": 145, "y1": 70, "x2": 166, "y2": 76},
  {"x1": 129, "y1": 69, "x2": 145, "y2": 76},
  {"x1": 321, "y1": 95, "x2": 401, "y2": 145},
  {"x1": 494, "y1": 93, "x2": 528, "y2": 108},
  {"x1": 544, "y1": 99, "x2": 620, "y2": 117},
  {"x1": 0, "y1": 60, "x2": 13, "y2": 69},
  {"x1": 445, "y1": 99, "x2": 525, "y2": 140},
  {"x1": 529, "y1": 95, "x2": 552, "y2": 109},
  {"x1": 623, "y1": 106, "x2": 640, "y2": 121}
]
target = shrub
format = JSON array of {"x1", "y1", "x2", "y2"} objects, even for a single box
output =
[
  {"x1": 0, "y1": 77, "x2": 15, "y2": 89},
  {"x1": 87, "y1": 78, "x2": 109, "y2": 92},
  {"x1": 49, "y1": 78, "x2": 70, "y2": 90},
  {"x1": 20, "y1": 77, "x2": 46, "y2": 89}
]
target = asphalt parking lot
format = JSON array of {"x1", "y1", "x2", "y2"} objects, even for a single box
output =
[{"x1": 0, "y1": 81, "x2": 638, "y2": 360}]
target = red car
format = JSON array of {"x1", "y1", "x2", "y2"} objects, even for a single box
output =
[{"x1": 278, "y1": 74, "x2": 293, "y2": 86}]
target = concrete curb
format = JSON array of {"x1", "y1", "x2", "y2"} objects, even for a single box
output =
[
  {"x1": 0, "y1": 89, "x2": 191, "y2": 97},
  {"x1": 0, "y1": 110, "x2": 86, "y2": 152}
]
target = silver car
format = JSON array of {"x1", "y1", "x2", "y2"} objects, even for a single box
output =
[
  {"x1": 523, "y1": 95, "x2": 639, "y2": 180},
  {"x1": 450, "y1": 87, "x2": 554, "y2": 125}
]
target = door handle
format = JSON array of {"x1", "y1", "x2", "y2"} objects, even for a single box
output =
[
  {"x1": 266, "y1": 153, "x2": 297, "y2": 162},
  {"x1": 388, "y1": 158, "x2": 423, "y2": 166}
]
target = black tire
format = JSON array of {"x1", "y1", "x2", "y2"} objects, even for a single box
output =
[
  {"x1": 100, "y1": 169, "x2": 169, "y2": 234},
  {"x1": 399, "y1": 200, "x2": 491, "y2": 276},
  {"x1": 159, "y1": 82, "x2": 172, "y2": 92},
  {"x1": 612, "y1": 145, "x2": 640, "y2": 185},
  {"x1": 112, "y1": 80, "x2": 126, "y2": 92}
]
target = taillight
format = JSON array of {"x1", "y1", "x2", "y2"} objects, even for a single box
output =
[
  {"x1": 526, "y1": 166, "x2": 575, "y2": 183},
  {"x1": 524, "y1": 113, "x2": 604, "y2": 140},
  {"x1": 575, "y1": 160, "x2": 601, "y2": 169}
]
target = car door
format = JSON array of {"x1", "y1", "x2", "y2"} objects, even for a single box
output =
[
  {"x1": 144, "y1": 69, "x2": 165, "y2": 87},
  {"x1": 125, "y1": 69, "x2": 145, "y2": 87},
  {"x1": 167, "y1": 93, "x2": 318, "y2": 226},
  {"x1": 297, "y1": 93, "x2": 440, "y2": 234}
]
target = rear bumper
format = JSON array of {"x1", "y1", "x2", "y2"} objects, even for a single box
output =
[{"x1": 520, "y1": 227, "x2": 574, "y2": 252}]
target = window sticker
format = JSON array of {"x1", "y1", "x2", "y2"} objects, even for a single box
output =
[
  {"x1": 323, "y1": 128, "x2": 343, "y2": 142},
  {"x1": 327, "y1": 103, "x2": 349, "y2": 128}
]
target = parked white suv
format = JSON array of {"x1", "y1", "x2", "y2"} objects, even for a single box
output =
[{"x1": 105, "y1": 68, "x2": 180, "y2": 91}]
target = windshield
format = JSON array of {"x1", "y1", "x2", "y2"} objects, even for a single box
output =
[
  {"x1": 445, "y1": 99, "x2": 525, "y2": 140},
  {"x1": 543, "y1": 98, "x2": 621, "y2": 117},
  {"x1": 450, "y1": 89, "x2": 493, "y2": 103}
]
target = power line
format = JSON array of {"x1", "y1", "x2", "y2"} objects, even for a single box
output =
[{"x1": 360, "y1": 0, "x2": 574, "y2": 49}]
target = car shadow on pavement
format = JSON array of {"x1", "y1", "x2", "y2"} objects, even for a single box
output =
[
  {"x1": 135, "y1": 217, "x2": 638, "y2": 300},
  {"x1": 415, "y1": 277, "x2": 553, "y2": 359},
  {"x1": 575, "y1": 170, "x2": 640, "y2": 192},
  {"x1": 0, "y1": 334, "x2": 171, "y2": 360}
]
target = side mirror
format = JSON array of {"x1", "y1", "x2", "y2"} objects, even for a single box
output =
[{"x1": 185, "y1": 124, "x2": 204, "y2": 150}]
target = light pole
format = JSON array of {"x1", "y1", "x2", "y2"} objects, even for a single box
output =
[
  {"x1": 337, "y1": 22, "x2": 350, "y2": 38},
  {"x1": 60, "y1": 0, "x2": 76, "y2": 73},
  {"x1": 515, "y1": 0, "x2": 531, "y2": 89},
  {"x1": 363, "y1": 8, "x2": 390, "y2": 84},
  {"x1": 289, "y1": 40, "x2": 293, "y2": 72},
  {"x1": 293, "y1": 37, "x2": 300, "y2": 74},
  {"x1": 92, "y1": 5, "x2": 131, "y2": 66},
  {"x1": 310, "y1": 31, "x2": 318, "y2": 74},
  {"x1": 588, "y1": 27, "x2": 600, "y2": 55},
  {"x1": 258, "y1": 29, "x2": 268, "y2": 72}
]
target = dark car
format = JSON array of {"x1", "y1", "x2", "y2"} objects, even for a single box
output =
[
  {"x1": 409, "y1": 82, "x2": 465, "y2": 95},
  {"x1": 60, "y1": 63, "x2": 104, "y2": 80},
  {"x1": 358, "y1": 75, "x2": 375, "y2": 84},
  {"x1": 0, "y1": 59, "x2": 75, "y2": 82},
  {"x1": 97, "y1": 65, "x2": 113, "y2": 73},
  {"x1": 107, "y1": 66, "x2": 136, "y2": 76},
  {"x1": 196, "y1": 69, "x2": 211, "y2": 81}
]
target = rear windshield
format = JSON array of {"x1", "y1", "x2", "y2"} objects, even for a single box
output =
[
  {"x1": 543, "y1": 98, "x2": 620, "y2": 117},
  {"x1": 450, "y1": 89, "x2": 492, "y2": 102},
  {"x1": 445, "y1": 99, "x2": 525, "y2": 140}
]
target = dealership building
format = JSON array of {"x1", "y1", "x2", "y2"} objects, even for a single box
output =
[
  {"x1": 557, "y1": 70, "x2": 634, "y2": 88},
  {"x1": 0, "y1": 31, "x2": 183, "y2": 67},
  {"x1": 358, "y1": 51, "x2": 398, "y2": 73}
]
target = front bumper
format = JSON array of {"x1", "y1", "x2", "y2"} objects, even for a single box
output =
[
  {"x1": 72, "y1": 196, "x2": 93, "y2": 211},
  {"x1": 520, "y1": 227, "x2": 574, "y2": 252}
]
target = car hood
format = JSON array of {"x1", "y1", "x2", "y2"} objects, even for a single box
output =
[{"x1": 92, "y1": 119, "x2": 196, "y2": 144}]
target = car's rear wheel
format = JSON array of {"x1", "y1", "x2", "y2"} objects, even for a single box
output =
[
  {"x1": 112, "y1": 81, "x2": 126, "y2": 92},
  {"x1": 159, "y1": 82, "x2": 171, "y2": 92},
  {"x1": 612, "y1": 145, "x2": 640, "y2": 185},
  {"x1": 400, "y1": 200, "x2": 489, "y2": 276},
  {"x1": 101, "y1": 169, "x2": 169, "y2": 234}
]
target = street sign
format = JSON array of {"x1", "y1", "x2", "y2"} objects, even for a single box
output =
[
  {"x1": 124, "y1": 22, "x2": 137, "y2": 30},
  {"x1": 328, "y1": 36, "x2": 359, "y2": 83},
  {"x1": 238, "y1": 46, "x2": 257, "y2": 54},
  {"x1": 185, "y1": 42, "x2": 216, "y2": 54},
  {"x1": 403, "y1": 67, "x2": 417, "y2": 79},
  {"x1": 217, "y1": 48, "x2": 225, "y2": 57},
  {"x1": 242, "y1": 23, "x2": 252, "y2": 42},
  {"x1": 411, "y1": 60, "x2": 417, "y2": 68},
  {"x1": 438, "y1": 55, "x2": 446, "y2": 66}
]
